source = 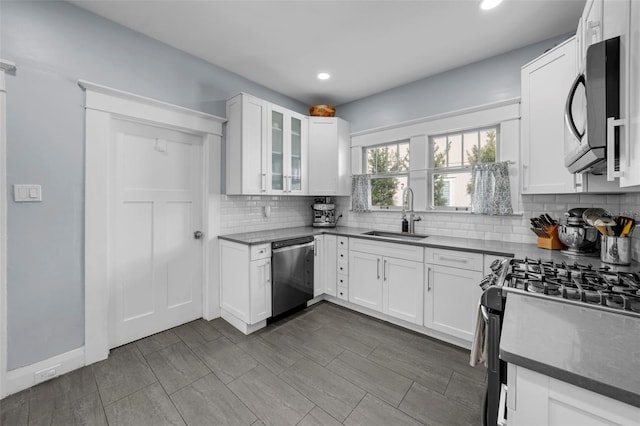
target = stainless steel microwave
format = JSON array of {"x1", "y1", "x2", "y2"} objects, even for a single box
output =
[{"x1": 564, "y1": 36, "x2": 620, "y2": 174}]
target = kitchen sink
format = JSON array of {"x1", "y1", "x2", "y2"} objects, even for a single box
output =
[{"x1": 361, "y1": 230, "x2": 429, "y2": 241}]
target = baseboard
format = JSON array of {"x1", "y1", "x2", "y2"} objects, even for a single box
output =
[
  {"x1": 3, "y1": 346, "x2": 85, "y2": 398},
  {"x1": 220, "y1": 308, "x2": 266, "y2": 335},
  {"x1": 324, "y1": 296, "x2": 471, "y2": 350}
]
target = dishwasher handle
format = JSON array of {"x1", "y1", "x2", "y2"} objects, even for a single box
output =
[{"x1": 272, "y1": 241, "x2": 315, "y2": 254}]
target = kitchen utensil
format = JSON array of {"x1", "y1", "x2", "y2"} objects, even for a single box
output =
[
  {"x1": 621, "y1": 218, "x2": 636, "y2": 237},
  {"x1": 544, "y1": 213, "x2": 557, "y2": 225},
  {"x1": 582, "y1": 208, "x2": 606, "y2": 226}
]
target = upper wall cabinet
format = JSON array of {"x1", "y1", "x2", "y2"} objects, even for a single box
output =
[
  {"x1": 226, "y1": 93, "x2": 268, "y2": 195},
  {"x1": 521, "y1": 37, "x2": 582, "y2": 194},
  {"x1": 226, "y1": 93, "x2": 310, "y2": 195},
  {"x1": 308, "y1": 117, "x2": 351, "y2": 196}
]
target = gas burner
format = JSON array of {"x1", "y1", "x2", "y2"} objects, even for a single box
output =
[{"x1": 527, "y1": 280, "x2": 561, "y2": 296}]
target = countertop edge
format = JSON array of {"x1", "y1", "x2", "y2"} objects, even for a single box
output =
[
  {"x1": 500, "y1": 350, "x2": 640, "y2": 409},
  {"x1": 218, "y1": 228, "x2": 518, "y2": 257}
]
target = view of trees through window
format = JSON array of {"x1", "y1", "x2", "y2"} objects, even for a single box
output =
[
  {"x1": 366, "y1": 141, "x2": 409, "y2": 207},
  {"x1": 432, "y1": 128, "x2": 497, "y2": 208}
]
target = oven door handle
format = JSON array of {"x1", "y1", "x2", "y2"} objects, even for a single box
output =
[{"x1": 480, "y1": 305, "x2": 489, "y2": 323}]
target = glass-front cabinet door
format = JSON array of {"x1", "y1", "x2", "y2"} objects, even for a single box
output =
[
  {"x1": 270, "y1": 109, "x2": 285, "y2": 191},
  {"x1": 267, "y1": 105, "x2": 307, "y2": 195}
]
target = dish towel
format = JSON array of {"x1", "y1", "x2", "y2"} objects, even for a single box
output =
[{"x1": 469, "y1": 302, "x2": 487, "y2": 367}]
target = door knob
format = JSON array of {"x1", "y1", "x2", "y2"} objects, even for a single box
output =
[{"x1": 194, "y1": 231, "x2": 203, "y2": 240}]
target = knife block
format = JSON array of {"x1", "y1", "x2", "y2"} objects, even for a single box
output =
[{"x1": 537, "y1": 225, "x2": 564, "y2": 250}]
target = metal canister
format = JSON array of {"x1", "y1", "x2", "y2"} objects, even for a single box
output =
[{"x1": 600, "y1": 236, "x2": 631, "y2": 265}]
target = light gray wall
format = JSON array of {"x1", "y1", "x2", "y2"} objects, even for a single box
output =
[
  {"x1": 337, "y1": 33, "x2": 573, "y2": 133},
  {"x1": 1, "y1": 0, "x2": 307, "y2": 370}
]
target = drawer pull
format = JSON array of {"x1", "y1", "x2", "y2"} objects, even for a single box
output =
[{"x1": 437, "y1": 256, "x2": 468, "y2": 263}]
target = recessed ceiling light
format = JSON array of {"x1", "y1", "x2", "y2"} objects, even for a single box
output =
[
  {"x1": 480, "y1": 0, "x2": 503, "y2": 10},
  {"x1": 317, "y1": 72, "x2": 331, "y2": 80}
]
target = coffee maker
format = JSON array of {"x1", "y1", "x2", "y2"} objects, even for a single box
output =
[{"x1": 312, "y1": 197, "x2": 337, "y2": 228}]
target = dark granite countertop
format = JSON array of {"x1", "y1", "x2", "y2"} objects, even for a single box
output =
[
  {"x1": 219, "y1": 226, "x2": 638, "y2": 270},
  {"x1": 500, "y1": 292, "x2": 640, "y2": 408}
]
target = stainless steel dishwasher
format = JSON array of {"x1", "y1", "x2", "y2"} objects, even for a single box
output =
[{"x1": 271, "y1": 236, "x2": 315, "y2": 318}]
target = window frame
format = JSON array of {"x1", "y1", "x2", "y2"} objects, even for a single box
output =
[
  {"x1": 362, "y1": 139, "x2": 410, "y2": 210},
  {"x1": 428, "y1": 126, "x2": 500, "y2": 211}
]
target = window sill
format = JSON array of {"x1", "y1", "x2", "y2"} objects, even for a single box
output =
[{"x1": 351, "y1": 208, "x2": 524, "y2": 217}]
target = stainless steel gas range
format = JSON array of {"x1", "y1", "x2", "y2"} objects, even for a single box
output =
[{"x1": 478, "y1": 257, "x2": 640, "y2": 426}]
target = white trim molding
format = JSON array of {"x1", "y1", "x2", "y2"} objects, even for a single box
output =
[
  {"x1": 0, "y1": 59, "x2": 16, "y2": 398},
  {"x1": 81, "y1": 81, "x2": 225, "y2": 365}
]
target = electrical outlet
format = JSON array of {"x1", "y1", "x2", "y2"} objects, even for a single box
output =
[{"x1": 34, "y1": 364, "x2": 60, "y2": 384}]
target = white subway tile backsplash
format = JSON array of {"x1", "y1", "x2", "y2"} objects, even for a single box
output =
[{"x1": 218, "y1": 192, "x2": 638, "y2": 261}]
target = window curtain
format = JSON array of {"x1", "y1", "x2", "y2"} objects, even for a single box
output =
[
  {"x1": 351, "y1": 174, "x2": 371, "y2": 213},
  {"x1": 470, "y1": 162, "x2": 513, "y2": 215}
]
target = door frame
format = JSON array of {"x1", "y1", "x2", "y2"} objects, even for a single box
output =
[
  {"x1": 0, "y1": 59, "x2": 16, "y2": 398},
  {"x1": 80, "y1": 81, "x2": 224, "y2": 365}
]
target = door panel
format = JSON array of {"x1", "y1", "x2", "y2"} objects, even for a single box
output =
[
  {"x1": 348, "y1": 251, "x2": 382, "y2": 312},
  {"x1": 384, "y1": 257, "x2": 423, "y2": 325},
  {"x1": 111, "y1": 120, "x2": 203, "y2": 348}
]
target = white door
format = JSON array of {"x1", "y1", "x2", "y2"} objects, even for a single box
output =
[
  {"x1": 110, "y1": 119, "x2": 203, "y2": 348},
  {"x1": 383, "y1": 257, "x2": 424, "y2": 325}
]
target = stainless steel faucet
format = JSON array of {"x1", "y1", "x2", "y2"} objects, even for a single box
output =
[{"x1": 402, "y1": 187, "x2": 422, "y2": 234}]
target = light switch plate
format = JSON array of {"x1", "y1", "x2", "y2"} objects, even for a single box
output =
[{"x1": 14, "y1": 184, "x2": 42, "y2": 202}]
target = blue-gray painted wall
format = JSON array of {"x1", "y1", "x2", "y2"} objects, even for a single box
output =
[
  {"x1": 1, "y1": 0, "x2": 307, "y2": 370},
  {"x1": 337, "y1": 33, "x2": 573, "y2": 133},
  {"x1": 2, "y1": 0, "x2": 572, "y2": 370}
]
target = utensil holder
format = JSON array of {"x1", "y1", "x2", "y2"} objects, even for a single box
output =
[
  {"x1": 536, "y1": 225, "x2": 564, "y2": 250},
  {"x1": 600, "y1": 236, "x2": 631, "y2": 265}
]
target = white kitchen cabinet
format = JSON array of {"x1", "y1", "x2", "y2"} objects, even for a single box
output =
[
  {"x1": 336, "y1": 237, "x2": 349, "y2": 301},
  {"x1": 506, "y1": 364, "x2": 640, "y2": 426},
  {"x1": 313, "y1": 234, "x2": 337, "y2": 297},
  {"x1": 620, "y1": 0, "x2": 640, "y2": 187},
  {"x1": 579, "y1": 0, "x2": 604, "y2": 68},
  {"x1": 349, "y1": 238, "x2": 424, "y2": 324},
  {"x1": 424, "y1": 248, "x2": 483, "y2": 342},
  {"x1": 220, "y1": 240, "x2": 271, "y2": 332},
  {"x1": 267, "y1": 104, "x2": 308, "y2": 195},
  {"x1": 521, "y1": 36, "x2": 581, "y2": 194},
  {"x1": 226, "y1": 93, "x2": 268, "y2": 195},
  {"x1": 348, "y1": 250, "x2": 383, "y2": 311},
  {"x1": 308, "y1": 117, "x2": 351, "y2": 196},
  {"x1": 383, "y1": 256, "x2": 424, "y2": 325},
  {"x1": 226, "y1": 93, "x2": 309, "y2": 195}
]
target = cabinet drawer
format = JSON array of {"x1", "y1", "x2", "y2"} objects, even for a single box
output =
[
  {"x1": 337, "y1": 249, "x2": 349, "y2": 262},
  {"x1": 350, "y1": 237, "x2": 423, "y2": 262},
  {"x1": 425, "y1": 248, "x2": 482, "y2": 271},
  {"x1": 337, "y1": 236, "x2": 349, "y2": 249},
  {"x1": 251, "y1": 244, "x2": 271, "y2": 260},
  {"x1": 337, "y1": 261, "x2": 349, "y2": 275},
  {"x1": 337, "y1": 275, "x2": 349, "y2": 287},
  {"x1": 337, "y1": 286, "x2": 348, "y2": 301}
]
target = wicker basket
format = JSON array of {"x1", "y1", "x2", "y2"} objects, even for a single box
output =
[{"x1": 309, "y1": 105, "x2": 336, "y2": 117}]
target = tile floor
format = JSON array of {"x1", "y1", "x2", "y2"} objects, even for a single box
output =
[{"x1": 0, "y1": 302, "x2": 487, "y2": 426}]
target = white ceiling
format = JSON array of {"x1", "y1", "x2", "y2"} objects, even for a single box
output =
[{"x1": 68, "y1": 0, "x2": 585, "y2": 106}]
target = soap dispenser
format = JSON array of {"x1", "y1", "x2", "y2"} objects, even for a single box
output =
[{"x1": 401, "y1": 213, "x2": 409, "y2": 233}]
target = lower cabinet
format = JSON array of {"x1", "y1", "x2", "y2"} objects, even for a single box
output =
[
  {"x1": 506, "y1": 364, "x2": 640, "y2": 425},
  {"x1": 220, "y1": 240, "x2": 272, "y2": 330},
  {"x1": 349, "y1": 239, "x2": 424, "y2": 325},
  {"x1": 424, "y1": 248, "x2": 483, "y2": 342},
  {"x1": 348, "y1": 250, "x2": 382, "y2": 311},
  {"x1": 313, "y1": 234, "x2": 337, "y2": 297}
]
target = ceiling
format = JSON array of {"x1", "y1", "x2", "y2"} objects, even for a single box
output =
[{"x1": 68, "y1": 0, "x2": 585, "y2": 106}]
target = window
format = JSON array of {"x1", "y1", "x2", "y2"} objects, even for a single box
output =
[
  {"x1": 364, "y1": 140, "x2": 409, "y2": 208},
  {"x1": 430, "y1": 127, "x2": 498, "y2": 209}
]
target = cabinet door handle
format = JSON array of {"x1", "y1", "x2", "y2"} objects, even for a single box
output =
[
  {"x1": 383, "y1": 259, "x2": 388, "y2": 281},
  {"x1": 266, "y1": 261, "x2": 271, "y2": 283},
  {"x1": 377, "y1": 258, "x2": 380, "y2": 280},
  {"x1": 427, "y1": 266, "x2": 431, "y2": 291},
  {"x1": 261, "y1": 173, "x2": 267, "y2": 193}
]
